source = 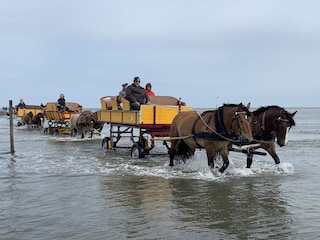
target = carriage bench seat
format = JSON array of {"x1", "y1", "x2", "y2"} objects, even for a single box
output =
[
  {"x1": 149, "y1": 96, "x2": 186, "y2": 106},
  {"x1": 100, "y1": 95, "x2": 186, "y2": 111}
]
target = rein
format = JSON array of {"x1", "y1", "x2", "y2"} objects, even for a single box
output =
[{"x1": 193, "y1": 110, "x2": 243, "y2": 143}]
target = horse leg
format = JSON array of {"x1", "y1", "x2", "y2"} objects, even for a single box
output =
[
  {"x1": 81, "y1": 130, "x2": 85, "y2": 139},
  {"x1": 246, "y1": 153, "x2": 253, "y2": 168},
  {"x1": 219, "y1": 155, "x2": 229, "y2": 173},
  {"x1": 208, "y1": 156, "x2": 214, "y2": 168},
  {"x1": 264, "y1": 143, "x2": 280, "y2": 165},
  {"x1": 206, "y1": 150, "x2": 215, "y2": 168},
  {"x1": 169, "y1": 140, "x2": 178, "y2": 166},
  {"x1": 218, "y1": 148, "x2": 230, "y2": 173}
]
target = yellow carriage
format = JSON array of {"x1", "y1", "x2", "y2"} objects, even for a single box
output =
[
  {"x1": 44, "y1": 102, "x2": 82, "y2": 135},
  {"x1": 16, "y1": 105, "x2": 44, "y2": 127},
  {"x1": 98, "y1": 95, "x2": 192, "y2": 158}
]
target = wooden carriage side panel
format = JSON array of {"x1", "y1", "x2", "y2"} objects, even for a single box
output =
[
  {"x1": 140, "y1": 105, "x2": 192, "y2": 125},
  {"x1": 98, "y1": 110, "x2": 139, "y2": 124},
  {"x1": 17, "y1": 108, "x2": 42, "y2": 118}
]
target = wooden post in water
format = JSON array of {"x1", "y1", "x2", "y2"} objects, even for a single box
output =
[{"x1": 9, "y1": 100, "x2": 15, "y2": 153}]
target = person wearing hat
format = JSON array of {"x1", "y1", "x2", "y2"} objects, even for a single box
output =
[
  {"x1": 145, "y1": 82, "x2": 155, "y2": 96},
  {"x1": 117, "y1": 83, "x2": 129, "y2": 110},
  {"x1": 125, "y1": 76, "x2": 150, "y2": 110}
]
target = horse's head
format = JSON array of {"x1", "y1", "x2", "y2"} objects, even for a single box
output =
[
  {"x1": 83, "y1": 111, "x2": 96, "y2": 130},
  {"x1": 224, "y1": 102, "x2": 253, "y2": 144},
  {"x1": 92, "y1": 111, "x2": 104, "y2": 132},
  {"x1": 272, "y1": 108, "x2": 297, "y2": 147},
  {"x1": 253, "y1": 106, "x2": 297, "y2": 146},
  {"x1": 37, "y1": 112, "x2": 45, "y2": 125},
  {"x1": 23, "y1": 111, "x2": 34, "y2": 125}
]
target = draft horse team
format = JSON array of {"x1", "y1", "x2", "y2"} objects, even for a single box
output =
[{"x1": 168, "y1": 103, "x2": 296, "y2": 173}]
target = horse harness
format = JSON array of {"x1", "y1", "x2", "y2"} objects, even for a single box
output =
[
  {"x1": 76, "y1": 112, "x2": 96, "y2": 128},
  {"x1": 191, "y1": 107, "x2": 247, "y2": 148},
  {"x1": 252, "y1": 108, "x2": 290, "y2": 141}
]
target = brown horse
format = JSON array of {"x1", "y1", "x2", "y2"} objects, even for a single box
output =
[
  {"x1": 169, "y1": 103, "x2": 253, "y2": 173},
  {"x1": 239, "y1": 105, "x2": 297, "y2": 168},
  {"x1": 31, "y1": 112, "x2": 45, "y2": 126},
  {"x1": 92, "y1": 111, "x2": 105, "y2": 134},
  {"x1": 21, "y1": 111, "x2": 34, "y2": 125},
  {"x1": 69, "y1": 111, "x2": 96, "y2": 138}
]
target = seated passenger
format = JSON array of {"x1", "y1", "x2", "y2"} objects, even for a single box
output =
[
  {"x1": 117, "y1": 83, "x2": 128, "y2": 110},
  {"x1": 57, "y1": 93, "x2": 68, "y2": 111},
  {"x1": 16, "y1": 99, "x2": 26, "y2": 112},
  {"x1": 145, "y1": 82, "x2": 155, "y2": 96},
  {"x1": 125, "y1": 76, "x2": 150, "y2": 110}
]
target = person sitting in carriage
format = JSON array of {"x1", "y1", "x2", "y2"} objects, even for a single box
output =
[
  {"x1": 125, "y1": 76, "x2": 150, "y2": 110},
  {"x1": 145, "y1": 82, "x2": 155, "y2": 96},
  {"x1": 16, "y1": 99, "x2": 26, "y2": 112},
  {"x1": 117, "y1": 83, "x2": 128, "y2": 110},
  {"x1": 57, "y1": 93, "x2": 68, "y2": 111}
]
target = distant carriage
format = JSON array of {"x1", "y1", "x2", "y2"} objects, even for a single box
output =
[
  {"x1": 43, "y1": 102, "x2": 82, "y2": 135},
  {"x1": 16, "y1": 105, "x2": 45, "y2": 128}
]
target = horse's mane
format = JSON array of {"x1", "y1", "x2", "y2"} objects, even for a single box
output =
[
  {"x1": 81, "y1": 110, "x2": 92, "y2": 116},
  {"x1": 253, "y1": 105, "x2": 296, "y2": 126},
  {"x1": 222, "y1": 103, "x2": 251, "y2": 116}
]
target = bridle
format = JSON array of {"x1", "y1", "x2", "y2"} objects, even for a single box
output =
[
  {"x1": 230, "y1": 111, "x2": 250, "y2": 140},
  {"x1": 254, "y1": 109, "x2": 291, "y2": 142}
]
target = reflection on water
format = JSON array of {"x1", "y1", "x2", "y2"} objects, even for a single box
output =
[
  {"x1": 99, "y1": 173, "x2": 294, "y2": 239},
  {"x1": 169, "y1": 177, "x2": 293, "y2": 239}
]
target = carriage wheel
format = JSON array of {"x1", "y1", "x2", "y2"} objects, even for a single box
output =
[
  {"x1": 131, "y1": 142, "x2": 145, "y2": 159},
  {"x1": 102, "y1": 137, "x2": 113, "y2": 151}
]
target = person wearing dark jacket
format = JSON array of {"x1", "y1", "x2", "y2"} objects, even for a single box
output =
[
  {"x1": 125, "y1": 77, "x2": 150, "y2": 110},
  {"x1": 57, "y1": 93, "x2": 66, "y2": 111},
  {"x1": 16, "y1": 99, "x2": 26, "y2": 111}
]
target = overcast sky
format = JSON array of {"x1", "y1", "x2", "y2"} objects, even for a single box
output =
[{"x1": 1, "y1": 0, "x2": 319, "y2": 109}]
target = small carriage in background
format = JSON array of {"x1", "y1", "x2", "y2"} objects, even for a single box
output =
[
  {"x1": 16, "y1": 105, "x2": 44, "y2": 128},
  {"x1": 43, "y1": 102, "x2": 83, "y2": 135},
  {"x1": 98, "y1": 95, "x2": 192, "y2": 158}
]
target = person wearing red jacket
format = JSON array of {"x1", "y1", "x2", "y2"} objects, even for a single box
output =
[{"x1": 145, "y1": 82, "x2": 155, "y2": 96}]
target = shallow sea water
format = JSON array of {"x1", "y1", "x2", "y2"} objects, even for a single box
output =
[{"x1": 0, "y1": 107, "x2": 319, "y2": 239}]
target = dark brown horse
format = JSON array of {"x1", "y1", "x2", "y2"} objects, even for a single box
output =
[
  {"x1": 239, "y1": 105, "x2": 297, "y2": 168},
  {"x1": 169, "y1": 103, "x2": 253, "y2": 173},
  {"x1": 69, "y1": 111, "x2": 96, "y2": 138},
  {"x1": 92, "y1": 111, "x2": 105, "y2": 134},
  {"x1": 21, "y1": 111, "x2": 34, "y2": 125},
  {"x1": 31, "y1": 112, "x2": 45, "y2": 126}
]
